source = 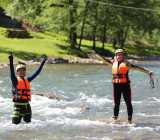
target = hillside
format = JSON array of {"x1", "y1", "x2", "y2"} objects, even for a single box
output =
[{"x1": 0, "y1": 4, "x2": 160, "y2": 63}]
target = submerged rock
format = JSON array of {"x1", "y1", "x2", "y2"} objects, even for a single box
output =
[
  {"x1": 33, "y1": 92, "x2": 61, "y2": 100},
  {"x1": 47, "y1": 58, "x2": 69, "y2": 64}
]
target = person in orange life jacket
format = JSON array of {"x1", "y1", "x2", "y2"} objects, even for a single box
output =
[
  {"x1": 9, "y1": 53, "x2": 47, "y2": 124},
  {"x1": 102, "y1": 49, "x2": 154, "y2": 123}
]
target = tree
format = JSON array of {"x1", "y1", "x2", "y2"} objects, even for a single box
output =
[
  {"x1": 3, "y1": 0, "x2": 160, "y2": 51},
  {"x1": 78, "y1": 0, "x2": 89, "y2": 49},
  {"x1": 68, "y1": 0, "x2": 77, "y2": 48}
]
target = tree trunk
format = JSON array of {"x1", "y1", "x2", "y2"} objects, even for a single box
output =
[
  {"x1": 78, "y1": 1, "x2": 89, "y2": 49},
  {"x1": 92, "y1": 3, "x2": 98, "y2": 50},
  {"x1": 114, "y1": 26, "x2": 129, "y2": 49},
  {"x1": 112, "y1": 37, "x2": 117, "y2": 49},
  {"x1": 69, "y1": 0, "x2": 77, "y2": 48},
  {"x1": 119, "y1": 26, "x2": 129, "y2": 48},
  {"x1": 101, "y1": 7, "x2": 108, "y2": 50},
  {"x1": 102, "y1": 26, "x2": 106, "y2": 50}
]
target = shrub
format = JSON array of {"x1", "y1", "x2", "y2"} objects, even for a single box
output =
[{"x1": 6, "y1": 28, "x2": 31, "y2": 38}]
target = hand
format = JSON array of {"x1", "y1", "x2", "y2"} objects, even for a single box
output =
[
  {"x1": 149, "y1": 71, "x2": 154, "y2": 79},
  {"x1": 113, "y1": 56, "x2": 117, "y2": 62},
  {"x1": 41, "y1": 54, "x2": 48, "y2": 62},
  {"x1": 149, "y1": 71, "x2": 154, "y2": 88},
  {"x1": 8, "y1": 52, "x2": 13, "y2": 60}
]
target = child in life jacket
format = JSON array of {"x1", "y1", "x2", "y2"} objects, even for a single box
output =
[{"x1": 9, "y1": 53, "x2": 47, "y2": 124}]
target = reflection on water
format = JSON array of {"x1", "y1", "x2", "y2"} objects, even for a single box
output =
[{"x1": 0, "y1": 63, "x2": 160, "y2": 140}]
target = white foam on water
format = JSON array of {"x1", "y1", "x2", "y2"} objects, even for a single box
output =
[
  {"x1": 129, "y1": 126, "x2": 154, "y2": 132},
  {"x1": 0, "y1": 87, "x2": 7, "y2": 92},
  {"x1": 0, "y1": 88, "x2": 158, "y2": 137},
  {"x1": 0, "y1": 116, "x2": 136, "y2": 132},
  {"x1": 0, "y1": 98, "x2": 153, "y2": 136},
  {"x1": 101, "y1": 137, "x2": 112, "y2": 140},
  {"x1": 144, "y1": 97, "x2": 160, "y2": 104},
  {"x1": 155, "y1": 126, "x2": 160, "y2": 132},
  {"x1": 136, "y1": 113, "x2": 147, "y2": 117},
  {"x1": 151, "y1": 97, "x2": 160, "y2": 103},
  {"x1": 44, "y1": 117, "x2": 137, "y2": 128},
  {"x1": 73, "y1": 73, "x2": 79, "y2": 77},
  {"x1": 79, "y1": 93, "x2": 112, "y2": 107},
  {"x1": 103, "y1": 121, "x2": 136, "y2": 127},
  {"x1": 0, "y1": 97, "x2": 46, "y2": 131},
  {"x1": 136, "y1": 113, "x2": 160, "y2": 117},
  {"x1": 38, "y1": 107, "x2": 82, "y2": 116},
  {"x1": 75, "y1": 136, "x2": 112, "y2": 140},
  {"x1": 56, "y1": 91, "x2": 69, "y2": 100},
  {"x1": 31, "y1": 94, "x2": 71, "y2": 109},
  {"x1": 31, "y1": 95, "x2": 80, "y2": 108},
  {"x1": 132, "y1": 101, "x2": 143, "y2": 104},
  {"x1": 0, "y1": 119, "x2": 47, "y2": 130},
  {"x1": 93, "y1": 79, "x2": 111, "y2": 84},
  {"x1": 46, "y1": 117, "x2": 106, "y2": 127},
  {"x1": 0, "y1": 80, "x2": 4, "y2": 84},
  {"x1": 75, "y1": 136, "x2": 99, "y2": 140},
  {"x1": 32, "y1": 94, "x2": 81, "y2": 108},
  {"x1": 31, "y1": 95, "x2": 57, "y2": 105},
  {"x1": 84, "y1": 80, "x2": 89, "y2": 84}
]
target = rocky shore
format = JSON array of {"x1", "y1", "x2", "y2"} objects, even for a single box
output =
[
  {"x1": 0, "y1": 55, "x2": 160, "y2": 69},
  {"x1": 0, "y1": 57, "x2": 104, "y2": 69}
]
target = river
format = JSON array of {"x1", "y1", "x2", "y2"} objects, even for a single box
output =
[{"x1": 0, "y1": 63, "x2": 160, "y2": 140}]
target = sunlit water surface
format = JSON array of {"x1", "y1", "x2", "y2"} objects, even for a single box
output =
[{"x1": 0, "y1": 63, "x2": 160, "y2": 140}]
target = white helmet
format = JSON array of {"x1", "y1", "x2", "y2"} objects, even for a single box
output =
[
  {"x1": 16, "y1": 64, "x2": 26, "y2": 71},
  {"x1": 115, "y1": 49, "x2": 124, "y2": 55}
]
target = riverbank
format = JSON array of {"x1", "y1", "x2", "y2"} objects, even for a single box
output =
[
  {"x1": 1, "y1": 27, "x2": 160, "y2": 67},
  {"x1": 0, "y1": 56, "x2": 104, "y2": 69},
  {"x1": 0, "y1": 63, "x2": 160, "y2": 140},
  {"x1": 1, "y1": 55, "x2": 160, "y2": 69}
]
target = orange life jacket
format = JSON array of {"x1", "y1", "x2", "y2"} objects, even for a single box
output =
[
  {"x1": 112, "y1": 61, "x2": 129, "y2": 84},
  {"x1": 13, "y1": 77, "x2": 31, "y2": 101}
]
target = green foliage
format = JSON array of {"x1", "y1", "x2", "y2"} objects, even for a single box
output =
[
  {"x1": 0, "y1": 27, "x2": 68, "y2": 62},
  {"x1": 1, "y1": 0, "x2": 160, "y2": 56},
  {"x1": 0, "y1": 0, "x2": 11, "y2": 8},
  {"x1": 0, "y1": 27, "x2": 7, "y2": 36}
]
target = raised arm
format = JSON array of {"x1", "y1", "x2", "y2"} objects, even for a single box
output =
[
  {"x1": 129, "y1": 62, "x2": 154, "y2": 88},
  {"x1": 94, "y1": 54, "x2": 113, "y2": 66},
  {"x1": 129, "y1": 63, "x2": 152, "y2": 75},
  {"x1": 27, "y1": 56, "x2": 47, "y2": 82},
  {"x1": 8, "y1": 52, "x2": 17, "y2": 86}
]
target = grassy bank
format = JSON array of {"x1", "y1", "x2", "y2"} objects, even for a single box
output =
[
  {"x1": 0, "y1": 28, "x2": 68, "y2": 62},
  {"x1": 0, "y1": 27, "x2": 114, "y2": 62},
  {"x1": 0, "y1": 27, "x2": 160, "y2": 62}
]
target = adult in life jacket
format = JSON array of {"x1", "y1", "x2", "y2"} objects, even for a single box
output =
[
  {"x1": 100, "y1": 49, "x2": 154, "y2": 124},
  {"x1": 9, "y1": 53, "x2": 47, "y2": 124}
]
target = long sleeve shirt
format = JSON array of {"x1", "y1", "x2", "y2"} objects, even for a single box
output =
[{"x1": 9, "y1": 58, "x2": 46, "y2": 88}]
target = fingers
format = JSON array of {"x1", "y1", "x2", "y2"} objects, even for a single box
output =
[
  {"x1": 149, "y1": 71, "x2": 153, "y2": 76},
  {"x1": 41, "y1": 54, "x2": 48, "y2": 60},
  {"x1": 8, "y1": 52, "x2": 13, "y2": 60}
]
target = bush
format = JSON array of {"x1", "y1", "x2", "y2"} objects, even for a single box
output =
[
  {"x1": 0, "y1": 27, "x2": 7, "y2": 36},
  {"x1": 0, "y1": 7, "x2": 5, "y2": 15},
  {"x1": 5, "y1": 28, "x2": 32, "y2": 38}
]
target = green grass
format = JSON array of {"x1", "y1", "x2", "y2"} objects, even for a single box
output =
[
  {"x1": 0, "y1": 26, "x2": 160, "y2": 62},
  {"x1": 0, "y1": 27, "x2": 114, "y2": 62},
  {"x1": 0, "y1": 28, "x2": 70, "y2": 62}
]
